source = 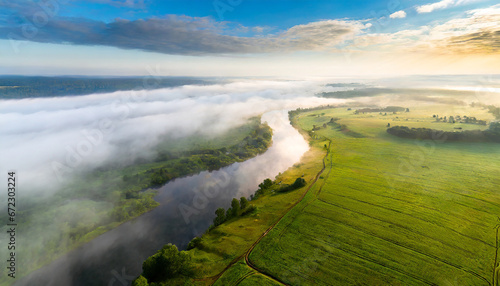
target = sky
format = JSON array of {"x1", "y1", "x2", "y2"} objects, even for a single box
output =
[{"x1": 0, "y1": 0, "x2": 499, "y2": 76}]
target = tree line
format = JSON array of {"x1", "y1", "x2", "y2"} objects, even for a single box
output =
[
  {"x1": 387, "y1": 122, "x2": 500, "y2": 143},
  {"x1": 147, "y1": 123, "x2": 273, "y2": 187},
  {"x1": 0, "y1": 76, "x2": 208, "y2": 99}
]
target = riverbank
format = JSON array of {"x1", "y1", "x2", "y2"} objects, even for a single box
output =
[
  {"x1": 133, "y1": 109, "x2": 328, "y2": 285},
  {"x1": 6, "y1": 117, "x2": 272, "y2": 285},
  {"x1": 14, "y1": 110, "x2": 309, "y2": 286}
]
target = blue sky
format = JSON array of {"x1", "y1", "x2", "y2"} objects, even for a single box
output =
[{"x1": 0, "y1": 0, "x2": 499, "y2": 76}]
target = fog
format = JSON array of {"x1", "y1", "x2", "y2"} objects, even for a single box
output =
[
  {"x1": 0, "y1": 78, "x2": 348, "y2": 283},
  {"x1": 13, "y1": 110, "x2": 311, "y2": 286},
  {"x1": 0, "y1": 79, "x2": 345, "y2": 197},
  {"x1": 1, "y1": 76, "x2": 498, "y2": 284}
]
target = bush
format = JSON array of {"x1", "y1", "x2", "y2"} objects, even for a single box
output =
[
  {"x1": 142, "y1": 244, "x2": 190, "y2": 282},
  {"x1": 213, "y1": 208, "x2": 226, "y2": 227},
  {"x1": 258, "y1": 178, "x2": 273, "y2": 190},
  {"x1": 278, "y1": 177, "x2": 306, "y2": 193},
  {"x1": 186, "y1": 237, "x2": 201, "y2": 250},
  {"x1": 132, "y1": 275, "x2": 148, "y2": 286},
  {"x1": 241, "y1": 204, "x2": 257, "y2": 216}
]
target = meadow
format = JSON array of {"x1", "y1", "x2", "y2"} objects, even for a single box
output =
[
  {"x1": 143, "y1": 102, "x2": 500, "y2": 285},
  {"x1": 248, "y1": 105, "x2": 500, "y2": 285}
]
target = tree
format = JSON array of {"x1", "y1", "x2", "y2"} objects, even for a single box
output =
[
  {"x1": 291, "y1": 177, "x2": 306, "y2": 189},
  {"x1": 231, "y1": 198, "x2": 240, "y2": 216},
  {"x1": 259, "y1": 178, "x2": 273, "y2": 190},
  {"x1": 213, "y1": 208, "x2": 226, "y2": 226},
  {"x1": 142, "y1": 244, "x2": 190, "y2": 282},
  {"x1": 225, "y1": 207, "x2": 233, "y2": 220},
  {"x1": 132, "y1": 275, "x2": 148, "y2": 286},
  {"x1": 240, "y1": 197, "x2": 249, "y2": 210}
]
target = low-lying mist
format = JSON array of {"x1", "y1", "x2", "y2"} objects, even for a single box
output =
[
  {"x1": 0, "y1": 78, "x2": 346, "y2": 282},
  {"x1": 1, "y1": 75, "x2": 498, "y2": 284},
  {"x1": 0, "y1": 79, "x2": 344, "y2": 197}
]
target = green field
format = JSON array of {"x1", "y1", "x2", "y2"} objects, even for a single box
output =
[
  {"x1": 141, "y1": 103, "x2": 500, "y2": 286},
  {"x1": 247, "y1": 106, "x2": 500, "y2": 285}
]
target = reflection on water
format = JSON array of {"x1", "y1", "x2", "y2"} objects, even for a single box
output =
[{"x1": 16, "y1": 110, "x2": 309, "y2": 286}]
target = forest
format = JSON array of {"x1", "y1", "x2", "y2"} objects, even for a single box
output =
[
  {"x1": 387, "y1": 122, "x2": 500, "y2": 143},
  {"x1": 0, "y1": 76, "x2": 210, "y2": 98}
]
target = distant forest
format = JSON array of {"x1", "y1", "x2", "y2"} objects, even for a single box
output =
[
  {"x1": 0, "y1": 76, "x2": 212, "y2": 99},
  {"x1": 387, "y1": 122, "x2": 500, "y2": 143}
]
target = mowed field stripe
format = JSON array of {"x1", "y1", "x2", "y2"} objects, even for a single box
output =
[
  {"x1": 321, "y1": 191, "x2": 493, "y2": 247},
  {"x1": 312, "y1": 199, "x2": 491, "y2": 284}
]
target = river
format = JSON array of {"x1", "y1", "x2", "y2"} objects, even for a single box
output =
[{"x1": 15, "y1": 110, "x2": 309, "y2": 286}]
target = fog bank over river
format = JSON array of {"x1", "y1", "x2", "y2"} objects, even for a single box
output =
[{"x1": 15, "y1": 109, "x2": 309, "y2": 286}]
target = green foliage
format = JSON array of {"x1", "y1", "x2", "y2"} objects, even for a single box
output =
[
  {"x1": 355, "y1": 106, "x2": 406, "y2": 114},
  {"x1": 231, "y1": 198, "x2": 240, "y2": 216},
  {"x1": 0, "y1": 76, "x2": 208, "y2": 99},
  {"x1": 132, "y1": 275, "x2": 148, "y2": 286},
  {"x1": 277, "y1": 177, "x2": 306, "y2": 193},
  {"x1": 225, "y1": 208, "x2": 233, "y2": 220},
  {"x1": 186, "y1": 237, "x2": 201, "y2": 251},
  {"x1": 210, "y1": 198, "x2": 257, "y2": 230},
  {"x1": 239, "y1": 197, "x2": 249, "y2": 210},
  {"x1": 240, "y1": 204, "x2": 257, "y2": 216},
  {"x1": 255, "y1": 178, "x2": 274, "y2": 198},
  {"x1": 142, "y1": 244, "x2": 190, "y2": 282},
  {"x1": 258, "y1": 178, "x2": 273, "y2": 190},
  {"x1": 213, "y1": 208, "x2": 226, "y2": 227},
  {"x1": 490, "y1": 121, "x2": 500, "y2": 132},
  {"x1": 488, "y1": 105, "x2": 500, "y2": 119},
  {"x1": 387, "y1": 125, "x2": 500, "y2": 142},
  {"x1": 148, "y1": 123, "x2": 272, "y2": 186}
]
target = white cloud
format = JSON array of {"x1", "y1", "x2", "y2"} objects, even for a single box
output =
[
  {"x1": 350, "y1": 4, "x2": 500, "y2": 54},
  {"x1": 416, "y1": 0, "x2": 485, "y2": 13},
  {"x1": 416, "y1": 0, "x2": 454, "y2": 13},
  {"x1": 390, "y1": 10, "x2": 407, "y2": 19}
]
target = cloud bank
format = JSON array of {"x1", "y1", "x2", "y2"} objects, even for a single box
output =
[
  {"x1": 350, "y1": 4, "x2": 500, "y2": 55},
  {"x1": 0, "y1": 79, "x2": 344, "y2": 197},
  {"x1": 0, "y1": 11, "x2": 366, "y2": 55}
]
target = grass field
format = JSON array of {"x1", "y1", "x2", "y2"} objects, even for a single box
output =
[
  {"x1": 170, "y1": 142, "x2": 326, "y2": 284},
  {"x1": 139, "y1": 103, "x2": 499, "y2": 286},
  {"x1": 245, "y1": 106, "x2": 500, "y2": 285}
]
